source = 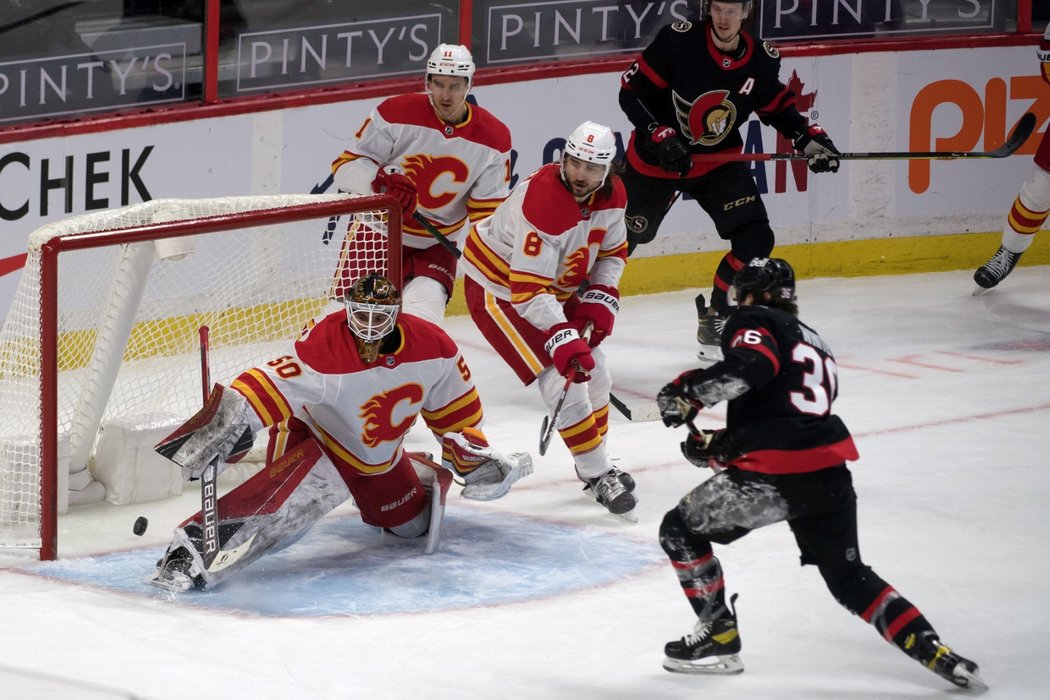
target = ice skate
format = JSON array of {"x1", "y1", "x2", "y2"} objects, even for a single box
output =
[
  {"x1": 578, "y1": 465, "x2": 635, "y2": 493},
  {"x1": 149, "y1": 546, "x2": 205, "y2": 593},
  {"x1": 582, "y1": 468, "x2": 637, "y2": 519},
  {"x1": 695, "y1": 294, "x2": 726, "y2": 361},
  {"x1": 912, "y1": 633, "x2": 986, "y2": 691},
  {"x1": 973, "y1": 245, "x2": 1021, "y2": 294},
  {"x1": 663, "y1": 596, "x2": 743, "y2": 675}
]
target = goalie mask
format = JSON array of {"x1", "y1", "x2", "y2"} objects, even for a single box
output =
[
  {"x1": 344, "y1": 273, "x2": 401, "y2": 363},
  {"x1": 561, "y1": 121, "x2": 617, "y2": 195},
  {"x1": 732, "y1": 257, "x2": 796, "y2": 305}
]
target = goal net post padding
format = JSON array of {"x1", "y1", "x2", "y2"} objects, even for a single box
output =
[{"x1": 0, "y1": 193, "x2": 401, "y2": 559}]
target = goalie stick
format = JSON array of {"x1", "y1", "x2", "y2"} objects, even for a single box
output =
[
  {"x1": 198, "y1": 326, "x2": 221, "y2": 571},
  {"x1": 689, "y1": 112, "x2": 1036, "y2": 163}
]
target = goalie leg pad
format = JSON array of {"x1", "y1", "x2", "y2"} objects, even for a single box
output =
[
  {"x1": 383, "y1": 452, "x2": 453, "y2": 554},
  {"x1": 151, "y1": 440, "x2": 348, "y2": 590},
  {"x1": 154, "y1": 384, "x2": 255, "y2": 480}
]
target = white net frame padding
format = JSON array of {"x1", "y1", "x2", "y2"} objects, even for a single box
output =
[{"x1": 0, "y1": 193, "x2": 401, "y2": 559}]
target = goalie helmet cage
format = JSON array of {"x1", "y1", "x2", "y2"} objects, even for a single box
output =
[{"x1": 0, "y1": 193, "x2": 402, "y2": 560}]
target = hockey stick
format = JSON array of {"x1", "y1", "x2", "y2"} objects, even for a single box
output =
[
  {"x1": 689, "y1": 112, "x2": 1037, "y2": 163},
  {"x1": 198, "y1": 326, "x2": 221, "y2": 570},
  {"x1": 412, "y1": 211, "x2": 462, "y2": 258},
  {"x1": 539, "y1": 324, "x2": 592, "y2": 456},
  {"x1": 608, "y1": 391, "x2": 663, "y2": 422}
]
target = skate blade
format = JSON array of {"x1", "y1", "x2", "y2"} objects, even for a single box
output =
[
  {"x1": 953, "y1": 666, "x2": 988, "y2": 692},
  {"x1": 613, "y1": 508, "x2": 639, "y2": 523},
  {"x1": 971, "y1": 285, "x2": 994, "y2": 297},
  {"x1": 696, "y1": 345, "x2": 723, "y2": 363},
  {"x1": 662, "y1": 654, "x2": 743, "y2": 675}
]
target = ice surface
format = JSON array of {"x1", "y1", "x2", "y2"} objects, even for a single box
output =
[{"x1": 1, "y1": 267, "x2": 1047, "y2": 699}]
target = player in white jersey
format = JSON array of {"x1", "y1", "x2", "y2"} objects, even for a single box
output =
[
  {"x1": 974, "y1": 26, "x2": 1050, "y2": 292},
  {"x1": 331, "y1": 44, "x2": 513, "y2": 323},
  {"x1": 150, "y1": 274, "x2": 531, "y2": 591},
  {"x1": 459, "y1": 121, "x2": 637, "y2": 518}
]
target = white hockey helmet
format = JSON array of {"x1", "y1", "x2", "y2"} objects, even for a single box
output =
[
  {"x1": 344, "y1": 273, "x2": 401, "y2": 363},
  {"x1": 563, "y1": 121, "x2": 617, "y2": 185},
  {"x1": 426, "y1": 43, "x2": 475, "y2": 88}
]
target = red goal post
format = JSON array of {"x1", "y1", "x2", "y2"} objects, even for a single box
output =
[{"x1": 0, "y1": 193, "x2": 401, "y2": 560}]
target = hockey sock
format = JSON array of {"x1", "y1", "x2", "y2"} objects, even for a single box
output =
[{"x1": 660, "y1": 510, "x2": 728, "y2": 619}]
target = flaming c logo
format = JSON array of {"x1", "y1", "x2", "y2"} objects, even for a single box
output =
[
  {"x1": 556, "y1": 244, "x2": 593, "y2": 290},
  {"x1": 401, "y1": 154, "x2": 469, "y2": 209},
  {"x1": 359, "y1": 384, "x2": 424, "y2": 448},
  {"x1": 674, "y1": 90, "x2": 737, "y2": 147}
]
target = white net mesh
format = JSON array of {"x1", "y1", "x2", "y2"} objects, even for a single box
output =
[{"x1": 0, "y1": 194, "x2": 395, "y2": 555}]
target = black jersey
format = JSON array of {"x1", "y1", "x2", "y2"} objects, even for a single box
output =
[
  {"x1": 619, "y1": 20, "x2": 806, "y2": 179},
  {"x1": 692, "y1": 304, "x2": 858, "y2": 475}
]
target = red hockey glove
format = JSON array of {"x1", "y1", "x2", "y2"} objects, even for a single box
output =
[
  {"x1": 544, "y1": 323, "x2": 595, "y2": 383},
  {"x1": 792, "y1": 125, "x2": 840, "y2": 174},
  {"x1": 372, "y1": 166, "x2": 417, "y2": 216},
  {"x1": 571, "y1": 285, "x2": 619, "y2": 347},
  {"x1": 656, "y1": 372, "x2": 703, "y2": 428},
  {"x1": 649, "y1": 125, "x2": 692, "y2": 176}
]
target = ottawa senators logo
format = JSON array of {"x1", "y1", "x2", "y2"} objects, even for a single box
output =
[
  {"x1": 359, "y1": 384, "x2": 424, "y2": 448},
  {"x1": 401, "y1": 154, "x2": 469, "y2": 210},
  {"x1": 673, "y1": 89, "x2": 737, "y2": 147}
]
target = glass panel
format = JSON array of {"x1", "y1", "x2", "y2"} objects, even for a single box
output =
[
  {"x1": 0, "y1": 1, "x2": 205, "y2": 126},
  {"x1": 216, "y1": 1, "x2": 459, "y2": 98},
  {"x1": 472, "y1": 0, "x2": 700, "y2": 67},
  {"x1": 757, "y1": 0, "x2": 1012, "y2": 41}
]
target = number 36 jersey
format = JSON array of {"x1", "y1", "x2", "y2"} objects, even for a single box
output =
[{"x1": 713, "y1": 305, "x2": 858, "y2": 475}]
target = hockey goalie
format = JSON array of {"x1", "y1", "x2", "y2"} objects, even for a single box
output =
[{"x1": 150, "y1": 273, "x2": 531, "y2": 591}]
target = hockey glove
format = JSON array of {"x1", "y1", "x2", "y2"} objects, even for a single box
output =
[
  {"x1": 571, "y1": 285, "x2": 619, "y2": 347},
  {"x1": 440, "y1": 428, "x2": 533, "y2": 501},
  {"x1": 155, "y1": 384, "x2": 255, "y2": 480},
  {"x1": 681, "y1": 428, "x2": 728, "y2": 470},
  {"x1": 649, "y1": 125, "x2": 692, "y2": 176},
  {"x1": 372, "y1": 165, "x2": 417, "y2": 216},
  {"x1": 545, "y1": 323, "x2": 595, "y2": 383},
  {"x1": 792, "y1": 125, "x2": 840, "y2": 174},
  {"x1": 656, "y1": 373, "x2": 703, "y2": 428}
]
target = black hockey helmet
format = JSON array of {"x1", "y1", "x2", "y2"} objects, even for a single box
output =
[
  {"x1": 732, "y1": 257, "x2": 796, "y2": 304},
  {"x1": 700, "y1": 0, "x2": 754, "y2": 19}
]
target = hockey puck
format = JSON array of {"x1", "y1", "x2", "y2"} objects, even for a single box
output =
[{"x1": 133, "y1": 516, "x2": 148, "y2": 536}]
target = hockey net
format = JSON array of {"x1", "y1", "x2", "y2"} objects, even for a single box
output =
[{"x1": 0, "y1": 193, "x2": 401, "y2": 559}]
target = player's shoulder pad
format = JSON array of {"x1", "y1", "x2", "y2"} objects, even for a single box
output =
[
  {"x1": 521, "y1": 164, "x2": 582, "y2": 235},
  {"x1": 467, "y1": 105, "x2": 513, "y2": 152},
  {"x1": 375, "y1": 93, "x2": 431, "y2": 126},
  {"x1": 295, "y1": 313, "x2": 364, "y2": 373},
  {"x1": 399, "y1": 314, "x2": 460, "y2": 359},
  {"x1": 597, "y1": 176, "x2": 628, "y2": 209}
]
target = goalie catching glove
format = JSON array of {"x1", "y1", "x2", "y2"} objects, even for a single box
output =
[
  {"x1": 441, "y1": 427, "x2": 533, "y2": 501},
  {"x1": 155, "y1": 384, "x2": 255, "y2": 480}
]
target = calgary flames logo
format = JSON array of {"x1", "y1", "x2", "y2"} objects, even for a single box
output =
[
  {"x1": 359, "y1": 384, "x2": 424, "y2": 448},
  {"x1": 674, "y1": 90, "x2": 737, "y2": 147},
  {"x1": 556, "y1": 245, "x2": 591, "y2": 291},
  {"x1": 401, "y1": 154, "x2": 469, "y2": 210}
]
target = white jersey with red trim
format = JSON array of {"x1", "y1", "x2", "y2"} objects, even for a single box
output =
[
  {"x1": 332, "y1": 93, "x2": 512, "y2": 250},
  {"x1": 229, "y1": 312, "x2": 484, "y2": 476},
  {"x1": 460, "y1": 162, "x2": 628, "y2": 333}
]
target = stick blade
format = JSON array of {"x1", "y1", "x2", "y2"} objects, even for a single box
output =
[{"x1": 997, "y1": 112, "x2": 1037, "y2": 157}]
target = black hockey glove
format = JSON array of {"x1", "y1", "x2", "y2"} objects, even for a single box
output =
[
  {"x1": 792, "y1": 124, "x2": 840, "y2": 174},
  {"x1": 681, "y1": 428, "x2": 727, "y2": 469},
  {"x1": 657, "y1": 374, "x2": 702, "y2": 428},
  {"x1": 649, "y1": 125, "x2": 692, "y2": 177}
]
